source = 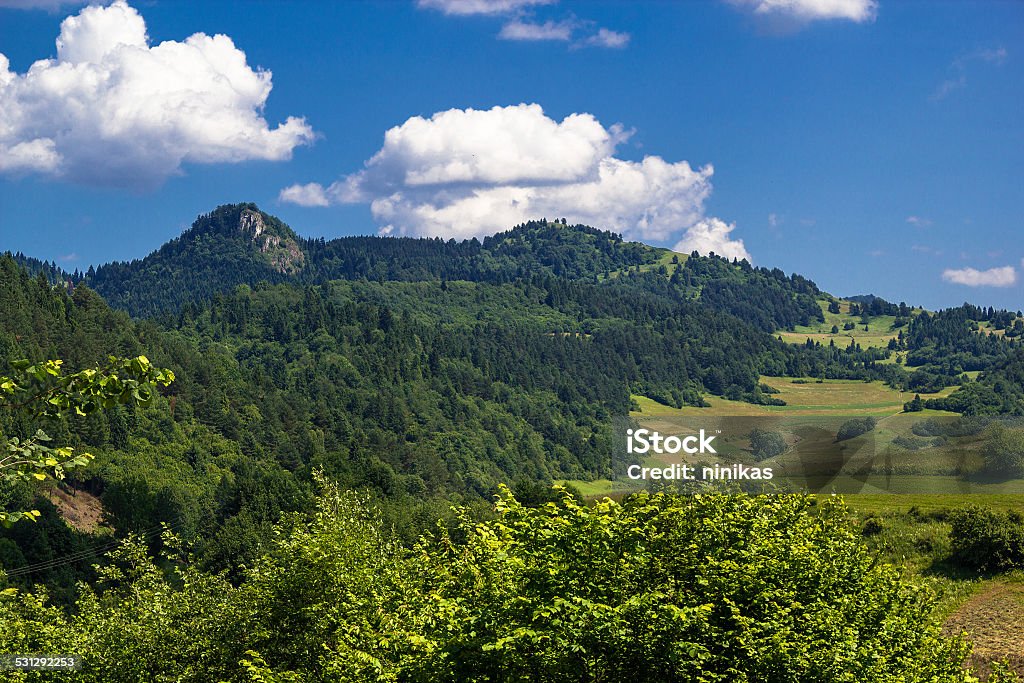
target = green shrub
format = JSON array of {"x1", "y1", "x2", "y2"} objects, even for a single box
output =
[
  {"x1": 948, "y1": 505, "x2": 1024, "y2": 571},
  {"x1": 0, "y1": 485, "x2": 981, "y2": 681},
  {"x1": 892, "y1": 435, "x2": 931, "y2": 451},
  {"x1": 861, "y1": 517, "x2": 884, "y2": 537},
  {"x1": 984, "y1": 423, "x2": 1024, "y2": 477}
]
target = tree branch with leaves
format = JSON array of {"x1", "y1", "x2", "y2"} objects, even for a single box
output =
[{"x1": 0, "y1": 356, "x2": 174, "y2": 526}]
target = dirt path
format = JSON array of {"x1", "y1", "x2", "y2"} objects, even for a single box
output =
[{"x1": 945, "y1": 580, "x2": 1024, "y2": 678}]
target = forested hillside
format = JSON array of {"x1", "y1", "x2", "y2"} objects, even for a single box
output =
[
  {"x1": 3, "y1": 206, "x2": 1024, "y2": 680},
  {"x1": 2, "y1": 205, "x2": 1021, "y2": 604},
  {"x1": 84, "y1": 204, "x2": 823, "y2": 333}
]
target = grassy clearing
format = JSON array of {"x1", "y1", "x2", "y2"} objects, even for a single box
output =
[
  {"x1": 845, "y1": 494, "x2": 1024, "y2": 515},
  {"x1": 600, "y1": 248, "x2": 687, "y2": 280},
  {"x1": 853, "y1": 506, "x2": 1024, "y2": 675},
  {"x1": 571, "y1": 378, "x2": 987, "y2": 501},
  {"x1": 637, "y1": 377, "x2": 957, "y2": 418},
  {"x1": 776, "y1": 298, "x2": 913, "y2": 349},
  {"x1": 554, "y1": 478, "x2": 637, "y2": 497}
]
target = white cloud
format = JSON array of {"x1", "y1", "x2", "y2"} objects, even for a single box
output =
[
  {"x1": 673, "y1": 218, "x2": 751, "y2": 262},
  {"x1": 932, "y1": 47, "x2": 1008, "y2": 101},
  {"x1": 577, "y1": 27, "x2": 630, "y2": 49},
  {"x1": 417, "y1": 0, "x2": 556, "y2": 16},
  {"x1": 279, "y1": 182, "x2": 330, "y2": 208},
  {"x1": 726, "y1": 0, "x2": 877, "y2": 29},
  {"x1": 498, "y1": 19, "x2": 574, "y2": 41},
  {"x1": 942, "y1": 265, "x2": 1017, "y2": 288},
  {"x1": 0, "y1": 0, "x2": 314, "y2": 187},
  {"x1": 906, "y1": 215, "x2": 932, "y2": 227},
  {"x1": 768, "y1": 212, "x2": 779, "y2": 227},
  {"x1": 283, "y1": 103, "x2": 739, "y2": 250},
  {"x1": 419, "y1": 0, "x2": 628, "y2": 50},
  {"x1": 0, "y1": 137, "x2": 60, "y2": 173},
  {"x1": 340, "y1": 104, "x2": 628, "y2": 192}
]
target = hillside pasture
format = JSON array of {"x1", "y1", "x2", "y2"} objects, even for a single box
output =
[{"x1": 776, "y1": 298, "x2": 912, "y2": 349}]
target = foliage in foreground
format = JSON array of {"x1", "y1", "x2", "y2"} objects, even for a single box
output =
[{"x1": 1, "y1": 485, "x2": 1000, "y2": 682}]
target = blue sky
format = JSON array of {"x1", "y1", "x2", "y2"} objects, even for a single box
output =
[{"x1": 0, "y1": 0, "x2": 1021, "y2": 310}]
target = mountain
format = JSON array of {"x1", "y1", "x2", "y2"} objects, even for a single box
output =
[
  {"x1": 87, "y1": 206, "x2": 669, "y2": 318},
  {"x1": 84, "y1": 204, "x2": 829, "y2": 335},
  {"x1": 68, "y1": 203, "x2": 1024, "y2": 401},
  {"x1": 87, "y1": 204, "x2": 305, "y2": 316}
]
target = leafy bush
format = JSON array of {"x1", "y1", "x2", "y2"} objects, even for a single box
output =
[
  {"x1": 0, "y1": 484, "x2": 979, "y2": 682},
  {"x1": 861, "y1": 516, "x2": 884, "y2": 537},
  {"x1": 912, "y1": 419, "x2": 944, "y2": 437},
  {"x1": 904, "y1": 394, "x2": 924, "y2": 412},
  {"x1": 892, "y1": 435, "x2": 932, "y2": 451},
  {"x1": 948, "y1": 505, "x2": 1024, "y2": 571}
]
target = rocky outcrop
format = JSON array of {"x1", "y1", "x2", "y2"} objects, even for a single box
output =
[
  {"x1": 239, "y1": 208, "x2": 305, "y2": 274},
  {"x1": 239, "y1": 209, "x2": 266, "y2": 239}
]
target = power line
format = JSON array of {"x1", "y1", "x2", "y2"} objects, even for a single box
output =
[{"x1": 2, "y1": 512, "x2": 189, "y2": 578}]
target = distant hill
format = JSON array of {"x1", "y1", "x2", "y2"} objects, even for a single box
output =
[
  {"x1": 87, "y1": 204, "x2": 304, "y2": 316},
  {"x1": 80, "y1": 204, "x2": 826, "y2": 334}
]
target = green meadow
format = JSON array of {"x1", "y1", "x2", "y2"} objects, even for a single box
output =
[
  {"x1": 563, "y1": 376, "x2": 1023, "y2": 503},
  {"x1": 776, "y1": 298, "x2": 908, "y2": 348}
]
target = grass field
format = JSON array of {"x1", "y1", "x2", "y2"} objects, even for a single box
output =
[
  {"x1": 776, "y1": 298, "x2": 913, "y2": 349},
  {"x1": 600, "y1": 248, "x2": 687, "y2": 280},
  {"x1": 635, "y1": 376, "x2": 957, "y2": 417}
]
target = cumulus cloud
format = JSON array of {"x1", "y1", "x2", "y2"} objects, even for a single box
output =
[
  {"x1": 942, "y1": 265, "x2": 1017, "y2": 288},
  {"x1": 281, "y1": 103, "x2": 741, "y2": 253},
  {"x1": 726, "y1": 0, "x2": 877, "y2": 30},
  {"x1": 417, "y1": 0, "x2": 556, "y2": 16},
  {"x1": 0, "y1": 0, "x2": 314, "y2": 187},
  {"x1": 673, "y1": 218, "x2": 751, "y2": 262},
  {"x1": 278, "y1": 182, "x2": 330, "y2": 208},
  {"x1": 906, "y1": 215, "x2": 932, "y2": 227}
]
